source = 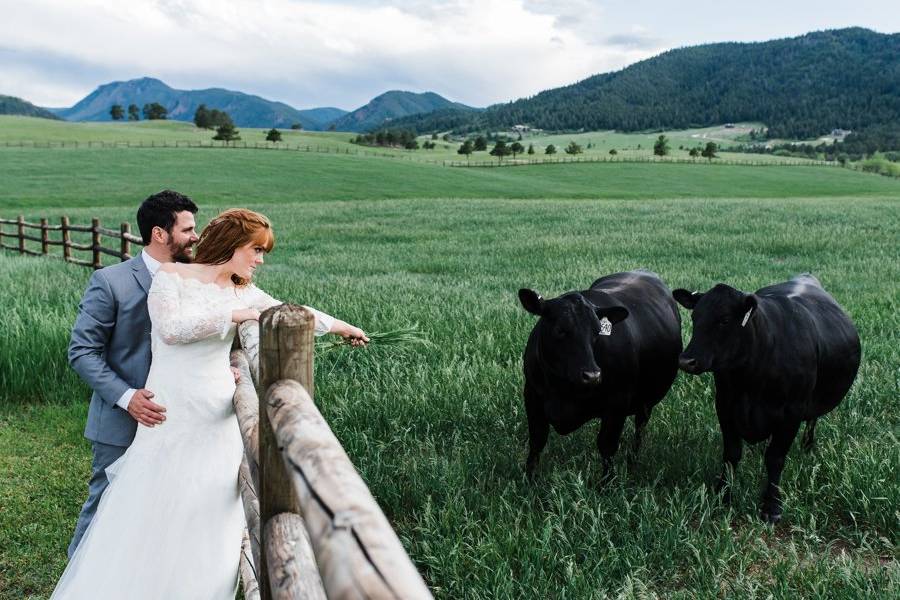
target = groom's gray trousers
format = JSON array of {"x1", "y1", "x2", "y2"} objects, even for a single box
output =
[
  {"x1": 67, "y1": 442, "x2": 127, "y2": 558},
  {"x1": 67, "y1": 255, "x2": 153, "y2": 559}
]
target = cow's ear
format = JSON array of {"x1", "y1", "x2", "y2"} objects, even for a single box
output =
[
  {"x1": 597, "y1": 305, "x2": 629, "y2": 325},
  {"x1": 673, "y1": 289, "x2": 703, "y2": 309},
  {"x1": 518, "y1": 288, "x2": 544, "y2": 316},
  {"x1": 741, "y1": 294, "x2": 758, "y2": 327}
]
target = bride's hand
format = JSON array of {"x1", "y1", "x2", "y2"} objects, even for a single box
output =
[
  {"x1": 232, "y1": 308, "x2": 261, "y2": 324},
  {"x1": 342, "y1": 325, "x2": 369, "y2": 347}
]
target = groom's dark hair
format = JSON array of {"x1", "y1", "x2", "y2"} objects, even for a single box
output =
[{"x1": 136, "y1": 190, "x2": 198, "y2": 245}]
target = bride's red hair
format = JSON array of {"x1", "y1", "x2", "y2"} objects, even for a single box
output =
[{"x1": 193, "y1": 208, "x2": 275, "y2": 286}]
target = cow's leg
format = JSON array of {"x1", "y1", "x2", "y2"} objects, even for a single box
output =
[
  {"x1": 596, "y1": 413, "x2": 627, "y2": 484},
  {"x1": 714, "y1": 394, "x2": 742, "y2": 505},
  {"x1": 524, "y1": 386, "x2": 549, "y2": 478},
  {"x1": 760, "y1": 420, "x2": 801, "y2": 524},
  {"x1": 801, "y1": 418, "x2": 817, "y2": 452}
]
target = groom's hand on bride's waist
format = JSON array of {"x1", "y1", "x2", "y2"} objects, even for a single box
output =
[{"x1": 126, "y1": 389, "x2": 167, "y2": 427}]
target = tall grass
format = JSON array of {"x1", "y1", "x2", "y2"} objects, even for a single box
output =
[{"x1": 1, "y1": 195, "x2": 897, "y2": 598}]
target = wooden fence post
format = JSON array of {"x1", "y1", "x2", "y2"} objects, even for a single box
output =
[
  {"x1": 61, "y1": 217, "x2": 71, "y2": 263},
  {"x1": 91, "y1": 218, "x2": 102, "y2": 270},
  {"x1": 40, "y1": 218, "x2": 49, "y2": 255},
  {"x1": 120, "y1": 222, "x2": 131, "y2": 261},
  {"x1": 17, "y1": 215, "x2": 25, "y2": 255},
  {"x1": 257, "y1": 305, "x2": 316, "y2": 598}
]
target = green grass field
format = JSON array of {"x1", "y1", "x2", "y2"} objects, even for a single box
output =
[{"x1": 0, "y1": 122, "x2": 898, "y2": 598}]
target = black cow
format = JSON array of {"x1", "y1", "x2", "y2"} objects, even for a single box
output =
[
  {"x1": 673, "y1": 274, "x2": 861, "y2": 523},
  {"x1": 519, "y1": 270, "x2": 682, "y2": 480}
]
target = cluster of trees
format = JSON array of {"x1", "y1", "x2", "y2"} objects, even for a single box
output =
[
  {"x1": 109, "y1": 103, "x2": 165, "y2": 121},
  {"x1": 351, "y1": 129, "x2": 419, "y2": 149},
  {"x1": 726, "y1": 127, "x2": 900, "y2": 162},
  {"x1": 193, "y1": 104, "x2": 234, "y2": 129}
]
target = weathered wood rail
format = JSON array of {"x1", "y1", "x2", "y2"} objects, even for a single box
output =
[
  {"x1": 0, "y1": 215, "x2": 142, "y2": 268},
  {"x1": 232, "y1": 305, "x2": 432, "y2": 599}
]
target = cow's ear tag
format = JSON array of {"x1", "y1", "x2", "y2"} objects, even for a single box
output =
[
  {"x1": 741, "y1": 308, "x2": 753, "y2": 327},
  {"x1": 599, "y1": 317, "x2": 613, "y2": 336}
]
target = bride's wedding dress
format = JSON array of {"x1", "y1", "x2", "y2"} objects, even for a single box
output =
[{"x1": 52, "y1": 270, "x2": 332, "y2": 599}]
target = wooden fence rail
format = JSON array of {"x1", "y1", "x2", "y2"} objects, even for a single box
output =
[
  {"x1": 232, "y1": 307, "x2": 432, "y2": 599},
  {"x1": 0, "y1": 215, "x2": 142, "y2": 268}
]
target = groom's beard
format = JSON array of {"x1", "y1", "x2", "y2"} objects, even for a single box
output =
[{"x1": 168, "y1": 240, "x2": 195, "y2": 263}]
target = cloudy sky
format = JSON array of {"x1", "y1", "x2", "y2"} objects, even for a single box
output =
[{"x1": 2, "y1": 0, "x2": 898, "y2": 111}]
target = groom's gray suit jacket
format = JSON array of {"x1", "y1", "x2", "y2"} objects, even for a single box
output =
[{"x1": 69, "y1": 254, "x2": 152, "y2": 447}]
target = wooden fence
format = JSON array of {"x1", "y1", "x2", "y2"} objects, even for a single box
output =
[
  {"x1": 231, "y1": 306, "x2": 432, "y2": 599},
  {"x1": 0, "y1": 215, "x2": 142, "y2": 268}
]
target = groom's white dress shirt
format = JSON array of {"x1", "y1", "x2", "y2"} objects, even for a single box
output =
[{"x1": 115, "y1": 250, "x2": 162, "y2": 411}]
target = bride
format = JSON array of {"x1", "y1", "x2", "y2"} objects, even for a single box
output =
[{"x1": 52, "y1": 208, "x2": 368, "y2": 598}]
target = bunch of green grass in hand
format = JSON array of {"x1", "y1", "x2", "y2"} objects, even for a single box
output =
[{"x1": 315, "y1": 324, "x2": 432, "y2": 352}]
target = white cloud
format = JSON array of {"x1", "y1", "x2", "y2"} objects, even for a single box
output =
[{"x1": 0, "y1": 0, "x2": 661, "y2": 108}]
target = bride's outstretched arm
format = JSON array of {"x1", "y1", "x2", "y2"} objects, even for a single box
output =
[{"x1": 243, "y1": 284, "x2": 368, "y2": 345}]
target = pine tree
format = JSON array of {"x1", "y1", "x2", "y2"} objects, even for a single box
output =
[
  {"x1": 127, "y1": 104, "x2": 140, "y2": 121},
  {"x1": 490, "y1": 140, "x2": 511, "y2": 162},
  {"x1": 213, "y1": 115, "x2": 241, "y2": 143},
  {"x1": 653, "y1": 134, "x2": 670, "y2": 156},
  {"x1": 110, "y1": 104, "x2": 124, "y2": 120},
  {"x1": 194, "y1": 104, "x2": 212, "y2": 129},
  {"x1": 457, "y1": 140, "x2": 474, "y2": 160},
  {"x1": 266, "y1": 128, "x2": 282, "y2": 142}
]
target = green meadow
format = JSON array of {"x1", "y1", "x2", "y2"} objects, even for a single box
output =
[
  {"x1": 0, "y1": 115, "x2": 821, "y2": 165},
  {"x1": 0, "y1": 119, "x2": 898, "y2": 598}
]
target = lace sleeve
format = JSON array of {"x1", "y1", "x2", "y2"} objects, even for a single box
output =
[
  {"x1": 243, "y1": 284, "x2": 335, "y2": 337},
  {"x1": 148, "y1": 270, "x2": 232, "y2": 345}
]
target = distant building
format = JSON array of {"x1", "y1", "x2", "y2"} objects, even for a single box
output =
[
  {"x1": 724, "y1": 123, "x2": 735, "y2": 129},
  {"x1": 830, "y1": 128, "x2": 852, "y2": 138}
]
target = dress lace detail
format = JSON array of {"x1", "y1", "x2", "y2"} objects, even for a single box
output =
[{"x1": 148, "y1": 270, "x2": 233, "y2": 345}]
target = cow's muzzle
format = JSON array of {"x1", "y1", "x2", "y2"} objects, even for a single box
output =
[
  {"x1": 678, "y1": 354, "x2": 705, "y2": 374},
  {"x1": 581, "y1": 370, "x2": 602, "y2": 386}
]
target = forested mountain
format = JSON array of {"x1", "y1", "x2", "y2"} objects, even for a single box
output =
[
  {"x1": 0, "y1": 95, "x2": 61, "y2": 120},
  {"x1": 390, "y1": 28, "x2": 900, "y2": 140},
  {"x1": 52, "y1": 78, "x2": 348, "y2": 130},
  {"x1": 329, "y1": 91, "x2": 476, "y2": 132}
]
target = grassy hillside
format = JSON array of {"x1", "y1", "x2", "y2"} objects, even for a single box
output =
[
  {"x1": 0, "y1": 116, "x2": 830, "y2": 165},
  {"x1": 1, "y1": 194, "x2": 898, "y2": 598}
]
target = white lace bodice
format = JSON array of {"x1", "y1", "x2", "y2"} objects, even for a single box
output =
[{"x1": 147, "y1": 269, "x2": 333, "y2": 347}]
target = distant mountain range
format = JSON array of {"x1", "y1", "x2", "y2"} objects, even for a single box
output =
[
  {"x1": 330, "y1": 91, "x2": 475, "y2": 132},
  {"x1": 0, "y1": 95, "x2": 61, "y2": 120},
  {"x1": 26, "y1": 78, "x2": 472, "y2": 132},
  {"x1": 47, "y1": 78, "x2": 348, "y2": 130},
  {"x1": 390, "y1": 27, "x2": 900, "y2": 139}
]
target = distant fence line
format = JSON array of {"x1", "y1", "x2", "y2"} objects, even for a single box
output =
[
  {"x1": 0, "y1": 215, "x2": 140, "y2": 268},
  {"x1": 0, "y1": 138, "x2": 847, "y2": 169},
  {"x1": 445, "y1": 155, "x2": 843, "y2": 168}
]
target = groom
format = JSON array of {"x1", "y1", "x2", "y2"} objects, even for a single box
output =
[{"x1": 66, "y1": 190, "x2": 199, "y2": 558}]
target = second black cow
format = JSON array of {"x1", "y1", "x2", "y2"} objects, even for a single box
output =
[
  {"x1": 674, "y1": 274, "x2": 861, "y2": 523},
  {"x1": 519, "y1": 270, "x2": 682, "y2": 480}
]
